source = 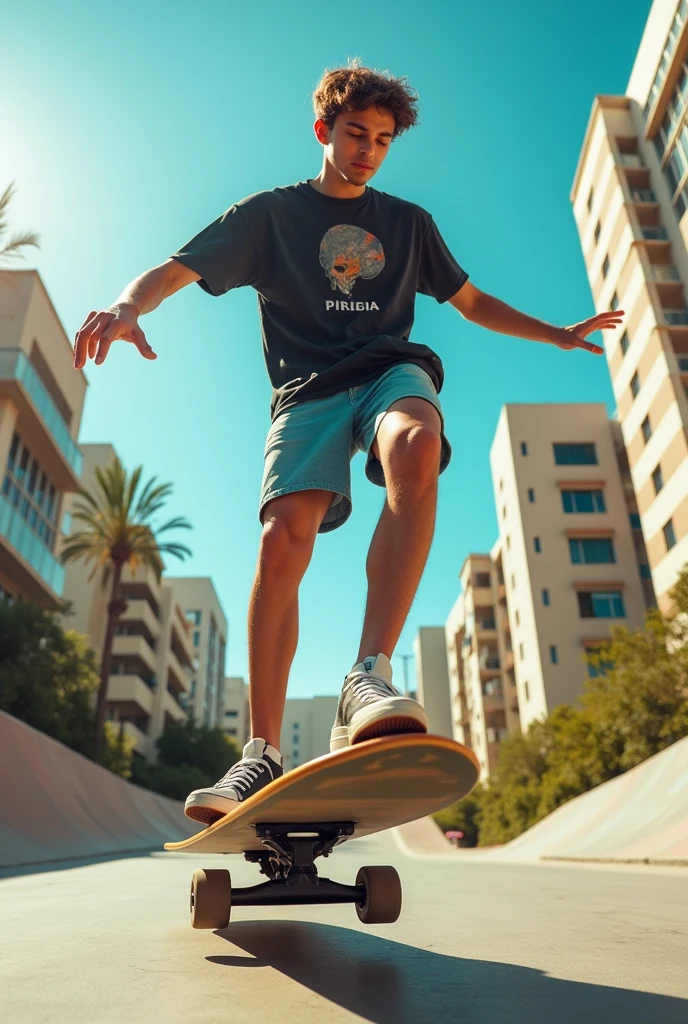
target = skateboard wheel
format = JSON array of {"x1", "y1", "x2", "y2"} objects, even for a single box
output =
[
  {"x1": 190, "y1": 869, "x2": 232, "y2": 929},
  {"x1": 355, "y1": 865, "x2": 402, "y2": 924}
]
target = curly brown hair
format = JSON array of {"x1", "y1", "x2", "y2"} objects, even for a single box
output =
[{"x1": 312, "y1": 58, "x2": 419, "y2": 139}]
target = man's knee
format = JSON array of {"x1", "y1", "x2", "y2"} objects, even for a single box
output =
[
  {"x1": 259, "y1": 491, "x2": 330, "y2": 573},
  {"x1": 385, "y1": 424, "x2": 441, "y2": 486}
]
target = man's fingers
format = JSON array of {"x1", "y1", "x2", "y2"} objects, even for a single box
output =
[
  {"x1": 73, "y1": 310, "x2": 99, "y2": 367},
  {"x1": 132, "y1": 328, "x2": 157, "y2": 360},
  {"x1": 575, "y1": 335, "x2": 604, "y2": 354},
  {"x1": 95, "y1": 336, "x2": 113, "y2": 365}
]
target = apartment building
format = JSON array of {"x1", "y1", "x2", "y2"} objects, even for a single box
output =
[
  {"x1": 0, "y1": 270, "x2": 86, "y2": 606},
  {"x1": 445, "y1": 553, "x2": 520, "y2": 779},
  {"x1": 280, "y1": 695, "x2": 338, "y2": 771},
  {"x1": 222, "y1": 676, "x2": 249, "y2": 748},
  {"x1": 490, "y1": 403, "x2": 651, "y2": 731},
  {"x1": 571, "y1": 0, "x2": 688, "y2": 613},
  {"x1": 165, "y1": 577, "x2": 228, "y2": 729},
  {"x1": 60, "y1": 444, "x2": 194, "y2": 760},
  {"x1": 413, "y1": 626, "x2": 453, "y2": 737}
]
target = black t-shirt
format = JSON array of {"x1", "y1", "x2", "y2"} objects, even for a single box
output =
[{"x1": 170, "y1": 181, "x2": 469, "y2": 419}]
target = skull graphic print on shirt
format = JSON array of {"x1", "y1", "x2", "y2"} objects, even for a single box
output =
[{"x1": 319, "y1": 224, "x2": 386, "y2": 296}]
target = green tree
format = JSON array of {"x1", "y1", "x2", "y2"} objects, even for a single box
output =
[
  {"x1": 0, "y1": 181, "x2": 40, "y2": 266},
  {"x1": 433, "y1": 788, "x2": 483, "y2": 846},
  {"x1": 131, "y1": 719, "x2": 240, "y2": 800},
  {"x1": 59, "y1": 456, "x2": 192, "y2": 762}
]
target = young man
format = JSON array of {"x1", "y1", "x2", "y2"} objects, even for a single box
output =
[{"x1": 73, "y1": 61, "x2": 623, "y2": 825}]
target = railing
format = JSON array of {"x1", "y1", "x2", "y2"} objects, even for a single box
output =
[
  {"x1": 0, "y1": 490, "x2": 64, "y2": 593},
  {"x1": 477, "y1": 619, "x2": 497, "y2": 631},
  {"x1": 630, "y1": 188, "x2": 656, "y2": 202},
  {"x1": 641, "y1": 227, "x2": 668, "y2": 240},
  {"x1": 650, "y1": 265, "x2": 680, "y2": 282},
  {"x1": 479, "y1": 655, "x2": 501, "y2": 670},
  {"x1": 0, "y1": 349, "x2": 82, "y2": 476},
  {"x1": 664, "y1": 309, "x2": 688, "y2": 324},
  {"x1": 618, "y1": 154, "x2": 645, "y2": 168}
]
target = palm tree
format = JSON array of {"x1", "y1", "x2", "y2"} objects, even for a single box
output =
[
  {"x1": 60, "y1": 457, "x2": 192, "y2": 762},
  {"x1": 0, "y1": 182, "x2": 41, "y2": 266}
]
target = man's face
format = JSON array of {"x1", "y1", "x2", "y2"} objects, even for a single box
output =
[{"x1": 315, "y1": 106, "x2": 395, "y2": 185}]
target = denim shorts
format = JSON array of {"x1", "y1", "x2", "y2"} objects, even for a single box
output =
[{"x1": 259, "y1": 362, "x2": 452, "y2": 533}]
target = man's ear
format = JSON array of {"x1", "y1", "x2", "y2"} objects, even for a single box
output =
[{"x1": 313, "y1": 118, "x2": 330, "y2": 146}]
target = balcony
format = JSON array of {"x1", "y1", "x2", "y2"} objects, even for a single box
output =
[
  {"x1": 112, "y1": 634, "x2": 157, "y2": 674},
  {"x1": 168, "y1": 645, "x2": 191, "y2": 694},
  {"x1": 0, "y1": 489, "x2": 64, "y2": 600},
  {"x1": 119, "y1": 598, "x2": 161, "y2": 640},
  {"x1": 164, "y1": 689, "x2": 187, "y2": 723},
  {"x1": 107, "y1": 674, "x2": 155, "y2": 716},
  {"x1": 629, "y1": 188, "x2": 657, "y2": 203},
  {"x1": 503, "y1": 650, "x2": 515, "y2": 671},
  {"x1": 0, "y1": 349, "x2": 82, "y2": 488},
  {"x1": 476, "y1": 618, "x2": 497, "y2": 634},
  {"x1": 641, "y1": 226, "x2": 668, "y2": 240},
  {"x1": 663, "y1": 309, "x2": 688, "y2": 325},
  {"x1": 479, "y1": 655, "x2": 501, "y2": 674},
  {"x1": 120, "y1": 720, "x2": 153, "y2": 759},
  {"x1": 650, "y1": 265, "x2": 681, "y2": 283},
  {"x1": 618, "y1": 154, "x2": 645, "y2": 168}
]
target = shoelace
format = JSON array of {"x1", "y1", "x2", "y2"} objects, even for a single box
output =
[
  {"x1": 347, "y1": 671, "x2": 400, "y2": 704},
  {"x1": 214, "y1": 759, "x2": 266, "y2": 794}
]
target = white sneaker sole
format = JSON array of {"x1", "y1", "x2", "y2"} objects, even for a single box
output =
[
  {"x1": 330, "y1": 698, "x2": 429, "y2": 752},
  {"x1": 184, "y1": 789, "x2": 240, "y2": 826}
]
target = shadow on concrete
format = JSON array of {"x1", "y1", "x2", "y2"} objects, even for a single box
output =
[
  {"x1": 210, "y1": 921, "x2": 687, "y2": 1024},
  {"x1": 0, "y1": 847, "x2": 161, "y2": 880}
]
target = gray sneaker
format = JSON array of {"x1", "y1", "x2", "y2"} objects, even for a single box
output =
[
  {"x1": 330, "y1": 653, "x2": 428, "y2": 752},
  {"x1": 184, "y1": 738, "x2": 283, "y2": 826}
]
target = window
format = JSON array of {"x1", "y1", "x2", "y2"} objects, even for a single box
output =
[
  {"x1": 292, "y1": 733, "x2": 299, "y2": 745},
  {"x1": 475, "y1": 572, "x2": 491, "y2": 588},
  {"x1": 610, "y1": 292, "x2": 619, "y2": 311},
  {"x1": 534, "y1": 537, "x2": 541, "y2": 553},
  {"x1": 293, "y1": 722, "x2": 300, "y2": 730},
  {"x1": 587, "y1": 186, "x2": 594, "y2": 212},
  {"x1": 550, "y1": 645, "x2": 558, "y2": 664},
  {"x1": 520, "y1": 442, "x2": 528, "y2": 456},
  {"x1": 594, "y1": 220, "x2": 601, "y2": 244},
  {"x1": 502, "y1": 505, "x2": 507, "y2": 520},
  {"x1": 629, "y1": 513, "x2": 641, "y2": 529},
  {"x1": 553, "y1": 443, "x2": 598, "y2": 465},
  {"x1": 630, "y1": 371, "x2": 640, "y2": 399},
  {"x1": 542, "y1": 588, "x2": 550, "y2": 606},
  {"x1": 511, "y1": 573, "x2": 516, "y2": 589},
  {"x1": 506, "y1": 534, "x2": 511, "y2": 550},
  {"x1": 499, "y1": 478, "x2": 503, "y2": 491},
  {"x1": 527, "y1": 488, "x2": 535, "y2": 503},
  {"x1": 569, "y1": 537, "x2": 616, "y2": 564},
  {"x1": 577, "y1": 590, "x2": 626, "y2": 618},
  {"x1": 652, "y1": 464, "x2": 664, "y2": 494},
  {"x1": 620, "y1": 331, "x2": 630, "y2": 356},
  {"x1": 185, "y1": 609, "x2": 201, "y2": 625},
  {"x1": 193, "y1": 630, "x2": 200, "y2": 647},
  {"x1": 562, "y1": 489, "x2": 605, "y2": 513},
  {"x1": 640, "y1": 563, "x2": 652, "y2": 579},
  {"x1": 224, "y1": 709, "x2": 238, "y2": 718},
  {"x1": 664, "y1": 518, "x2": 677, "y2": 550},
  {"x1": 642, "y1": 416, "x2": 652, "y2": 444},
  {"x1": 1, "y1": 432, "x2": 58, "y2": 552},
  {"x1": 519, "y1": 642, "x2": 524, "y2": 660},
  {"x1": 602, "y1": 255, "x2": 610, "y2": 278},
  {"x1": 524, "y1": 680, "x2": 530, "y2": 701},
  {"x1": 515, "y1": 609, "x2": 520, "y2": 626}
]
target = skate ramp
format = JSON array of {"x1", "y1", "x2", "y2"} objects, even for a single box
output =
[
  {"x1": 483, "y1": 734, "x2": 688, "y2": 864},
  {"x1": 0, "y1": 712, "x2": 198, "y2": 868}
]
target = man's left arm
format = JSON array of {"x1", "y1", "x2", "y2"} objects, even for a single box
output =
[{"x1": 448, "y1": 282, "x2": 625, "y2": 355}]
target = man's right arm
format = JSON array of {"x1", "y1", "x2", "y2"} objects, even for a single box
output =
[{"x1": 73, "y1": 258, "x2": 202, "y2": 369}]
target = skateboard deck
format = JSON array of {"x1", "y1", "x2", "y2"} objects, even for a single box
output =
[
  {"x1": 166, "y1": 735, "x2": 479, "y2": 928},
  {"x1": 165, "y1": 733, "x2": 479, "y2": 855}
]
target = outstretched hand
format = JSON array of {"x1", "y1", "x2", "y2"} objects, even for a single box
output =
[
  {"x1": 73, "y1": 303, "x2": 157, "y2": 369},
  {"x1": 550, "y1": 310, "x2": 625, "y2": 355}
]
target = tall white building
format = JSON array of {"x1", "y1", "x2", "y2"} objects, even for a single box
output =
[
  {"x1": 222, "y1": 676, "x2": 249, "y2": 748},
  {"x1": 165, "y1": 577, "x2": 228, "y2": 729},
  {"x1": 280, "y1": 696, "x2": 338, "y2": 771},
  {"x1": 413, "y1": 626, "x2": 453, "y2": 737}
]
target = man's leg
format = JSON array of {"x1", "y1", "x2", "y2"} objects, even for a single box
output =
[
  {"x1": 356, "y1": 397, "x2": 441, "y2": 663},
  {"x1": 248, "y1": 488, "x2": 334, "y2": 748}
]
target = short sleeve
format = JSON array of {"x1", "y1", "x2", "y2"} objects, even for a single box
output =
[
  {"x1": 417, "y1": 217, "x2": 469, "y2": 303},
  {"x1": 169, "y1": 205, "x2": 258, "y2": 297}
]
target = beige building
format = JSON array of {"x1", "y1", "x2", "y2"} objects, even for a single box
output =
[
  {"x1": 165, "y1": 577, "x2": 228, "y2": 729},
  {"x1": 445, "y1": 554, "x2": 520, "y2": 779},
  {"x1": 222, "y1": 676, "x2": 249, "y2": 748},
  {"x1": 60, "y1": 443, "x2": 194, "y2": 761},
  {"x1": 413, "y1": 626, "x2": 453, "y2": 738},
  {"x1": 280, "y1": 696, "x2": 338, "y2": 771},
  {"x1": 0, "y1": 270, "x2": 86, "y2": 607},
  {"x1": 490, "y1": 403, "x2": 651, "y2": 732},
  {"x1": 571, "y1": 0, "x2": 688, "y2": 613}
]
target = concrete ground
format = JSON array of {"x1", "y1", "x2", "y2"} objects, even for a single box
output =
[{"x1": 2, "y1": 828, "x2": 687, "y2": 1024}]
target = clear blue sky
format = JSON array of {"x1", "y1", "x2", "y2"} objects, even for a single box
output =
[{"x1": 3, "y1": 0, "x2": 651, "y2": 696}]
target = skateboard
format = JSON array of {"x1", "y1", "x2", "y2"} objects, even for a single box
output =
[{"x1": 164, "y1": 734, "x2": 479, "y2": 928}]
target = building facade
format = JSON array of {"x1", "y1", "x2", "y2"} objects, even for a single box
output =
[
  {"x1": 571, "y1": 0, "x2": 688, "y2": 613},
  {"x1": 165, "y1": 577, "x2": 228, "y2": 729},
  {"x1": 413, "y1": 626, "x2": 454, "y2": 738},
  {"x1": 0, "y1": 271, "x2": 86, "y2": 607},
  {"x1": 280, "y1": 696, "x2": 339, "y2": 771},
  {"x1": 222, "y1": 676, "x2": 249, "y2": 748}
]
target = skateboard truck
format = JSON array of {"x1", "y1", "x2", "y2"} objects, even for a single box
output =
[{"x1": 236, "y1": 821, "x2": 363, "y2": 904}]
